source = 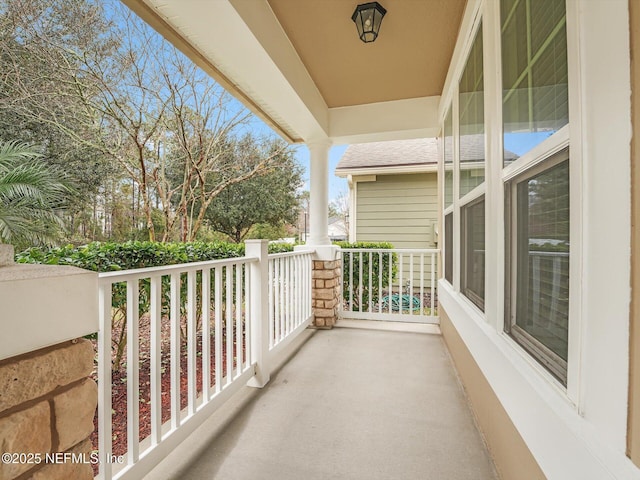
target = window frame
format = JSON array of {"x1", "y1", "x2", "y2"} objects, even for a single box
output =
[
  {"x1": 444, "y1": 211, "x2": 454, "y2": 285},
  {"x1": 460, "y1": 195, "x2": 486, "y2": 311},
  {"x1": 504, "y1": 148, "x2": 570, "y2": 385}
]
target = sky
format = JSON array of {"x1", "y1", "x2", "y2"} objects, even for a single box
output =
[
  {"x1": 292, "y1": 144, "x2": 349, "y2": 202},
  {"x1": 245, "y1": 115, "x2": 349, "y2": 203}
]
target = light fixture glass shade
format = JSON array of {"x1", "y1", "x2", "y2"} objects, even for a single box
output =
[{"x1": 351, "y1": 2, "x2": 387, "y2": 43}]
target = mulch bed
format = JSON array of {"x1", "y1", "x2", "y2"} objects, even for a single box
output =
[{"x1": 90, "y1": 312, "x2": 245, "y2": 476}]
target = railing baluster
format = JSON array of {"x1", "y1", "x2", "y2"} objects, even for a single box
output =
[
  {"x1": 295, "y1": 256, "x2": 300, "y2": 327},
  {"x1": 187, "y1": 271, "x2": 197, "y2": 416},
  {"x1": 98, "y1": 283, "x2": 112, "y2": 480},
  {"x1": 201, "y1": 269, "x2": 211, "y2": 402},
  {"x1": 274, "y1": 258, "x2": 281, "y2": 343},
  {"x1": 279, "y1": 258, "x2": 285, "y2": 340},
  {"x1": 285, "y1": 257, "x2": 290, "y2": 335},
  {"x1": 150, "y1": 276, "x2": 162, "y2": 445},
  {"x1": 420, "y1": 254, "x2": 425, "y2": 314},
  {"x1": 245, "y1": 264, "x2": 252, "y2": 367},
  {"x1": 409, "y1": 254, "x2": 414, "y2": 316},
  {"x1": 304, "y1": 254, "x2": 313, "y2": 320},
  {"x1": 430, "y1": 252, "x2": 436, "y2": 318},
  {"x1": 398, "y1": 254, "x2": 404, "y2": 316},
  {"x1": 126, "y1": 280, "x2": 140, "y2": 465},
  {"x1": 378, "y1": 252, "x2": 383, "y2": 314},
  {"x1": 368, "y1": 251, "x2": 373, "y2": 312},
  {"x1": 226, "y1": 265, "x2": 233, "y2": 384},
  {"x1": 170, "y1": 273, "x2": 181, "y2": 430},
  {"x1": 349, "y1": 252, "x2": 354, "y2": 311},
  {"x1": 235, "y1": 264, "x2": 242, "y2": 378},
  {"x1": 358, "y1": 251, "x2": 363, "y2": 313},
  {"x1": 388, "y1": 252, "x2": 392, "y2": 313},
  {"x1": 268, "y1": 259, "x2": 274, "y2": 349},
  {"x1": 214, "y1": 267, "x2": 223, "y2": 394}
]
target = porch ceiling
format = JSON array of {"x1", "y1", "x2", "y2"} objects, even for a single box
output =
[
  {"x1": 120, "y1": 0, "x2": 467, "y2": 144},
  {"x1": 267, "y1": 0, "x2": 466, "y2": 109}
]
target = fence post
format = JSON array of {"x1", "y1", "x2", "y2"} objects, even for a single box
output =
[{"x1": 246, "y1": 240, "x2": 270, "y2": 388}]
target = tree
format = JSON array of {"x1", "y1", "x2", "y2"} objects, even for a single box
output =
[
  {"x1": 0, "y1": 0, "x2": 291, "y2": 245},
  {"x1": 205, "y1": 145, "x2": 303, "y2": 242},
  {"x1": 0, "y1": 141, "x2": 71, "y2": 247},
  {"x1": 0, "y1": 0, "x2": 121, "y2": 241},
  {"x1": 329, "y1": 190, "x2": 350, "y2": 236}
]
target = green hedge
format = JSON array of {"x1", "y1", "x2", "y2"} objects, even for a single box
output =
[
  {"x1": 15, "y1": 240, "x2": 294, "y2": 271},
  {"x1": 16, "y1": 240, "x2": 295, "y2": 371},
  {"x1": 334, "y1": 241, "x2": 397, "y2": 311}
]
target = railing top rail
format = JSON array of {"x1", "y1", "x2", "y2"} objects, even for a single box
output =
[
  {"x1": 340, "y1": 248, "x2": 440, "y2": 254},
  {"x1": 268, "y1": 249, "x2": 315, "y2": 260},
  {"x1": 98, "y1": 255, "x2": 258, "y2": 282},
  {"x1": 529, "y1": 250, "x2": 569, "y2": 257}
]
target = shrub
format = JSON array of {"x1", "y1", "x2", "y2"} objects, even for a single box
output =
[
  {"x1": 334, "y1": 241, "x2": 397, "y2": 311},
  {"x1": 16, "y1": 240, "x2": 295, "y2": 370},
  {"x1": 15, "y1": 240, "x2": 294, "y2": 270}
]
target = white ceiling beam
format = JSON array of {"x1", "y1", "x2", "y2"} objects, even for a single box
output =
[{"x1": 328, "y1": 96, "x2": 441, "y2": 145}]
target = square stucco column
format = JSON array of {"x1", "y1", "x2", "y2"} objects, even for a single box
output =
[{"x1": 0, "y1": 245, "x2": 98, "y2": 480}]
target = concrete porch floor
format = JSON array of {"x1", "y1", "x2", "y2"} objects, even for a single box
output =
[{"x1": 144, "y1": 327, "x2": 497, "y2": 480}]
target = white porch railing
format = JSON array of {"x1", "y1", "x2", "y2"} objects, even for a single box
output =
[
  {"x1": 340, "y1": 248, "x2": 439, "y2": 324},
  {"x1": 96, "y1": 243, "x2": 313, "y2": 480},
  {"x1": 268, "y1": 250, "x2": 314, "y2": 355}
]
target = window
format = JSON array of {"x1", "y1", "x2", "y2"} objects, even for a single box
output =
[
  {"x1": 461, "y1": 198, "x2": 485, "y2": 309},
  {"x1": 501, "y1": 0, "x2": 568, "y2": 165},
  {"x1": 455, "y1": 23, "x2": 485, "y2": 307},
  {"x1": 501, "y1": 0, "x2": 570, "y2": 384},
  {"x1": 459, "y1": 23, "x2": 484, "y2": 197},
  {"x1": 444, "y1": 212, "x2": 453, "y2": 284},
  {"x1": 505, "y1": 151, "x2": 569, "y2": 384},
  {"x1": 444, "y1": 109, "x2": 453, "y2": 208}
]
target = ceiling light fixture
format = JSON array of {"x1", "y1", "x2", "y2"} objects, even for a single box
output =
[{"x1": 351, "y1": 2, "x2": 387, "y2": 43}]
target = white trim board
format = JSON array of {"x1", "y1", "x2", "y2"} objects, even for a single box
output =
[{"x1": 440, "y1": 283, "x2": 640, "y2": 480}]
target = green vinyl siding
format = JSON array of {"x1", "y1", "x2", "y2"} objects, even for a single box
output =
[
  {"x1": 355, "y1": 173, "x2": 437, "y2": 288},
  {"x1": 356, "y1": 173, "x2": 437, "y2": 248}
]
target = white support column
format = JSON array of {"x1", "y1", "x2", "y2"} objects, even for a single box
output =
[
  {"x1": 307, "y1": 139, "x2": 332, "y2": 247},
  {"x1": 246, "y1": 239, "x2": 270, "y2": 388}
]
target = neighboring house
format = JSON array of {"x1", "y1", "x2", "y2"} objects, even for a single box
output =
[
  {"x1": 335, "y1": 138, "x2": 438, "y2": 249},
  {"x1": 327, "y1": 216, "x2": 347, "y2": 241}
]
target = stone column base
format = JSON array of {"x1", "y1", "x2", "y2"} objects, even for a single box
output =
[
  {"x1": 312, "y1": 260, "x2": 341, "y2": 329},
  {"x1": 0, "y1": 339, "x2": 97, "y2": 480}
]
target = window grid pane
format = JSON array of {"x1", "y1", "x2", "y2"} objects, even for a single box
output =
[
  {"x1": 444, "y1": 109, "x2": 453, "y2": 208},
  {"x1": 444, "y1": 212, "x2": 453, "y2": 284},
  {"x1": 461, "y1": 199, "x2": 485, "y2": 309},
  {"x1": 511, "y1": 158, "x2": 569, "y2": 383},
  {"x1": 501, "y1": 0, "x2": 568, "y2": 165},
  {"x1": 459, "y1": 24, "x2": 485, "y2": 198}
]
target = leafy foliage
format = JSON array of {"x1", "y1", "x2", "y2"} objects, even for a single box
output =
[
  {"x1": 0, "y1": 141, "x2": 72, "y2": 248},
  {"x1": 334, "y1": 241, "x2": 397, "y2": 311},
  {"x1": 17, "y1": 240, "x2": 294, "y2": 370},
  {"x1": 16, "y1": 240, "x2": 293, "y2": 270},
  {"x1": 204, "y1": 141, "x2": 302, "y2": 242}
]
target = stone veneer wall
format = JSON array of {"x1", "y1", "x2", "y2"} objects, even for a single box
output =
[
  {"x1": 0, "y1": 339, "x2": 97, "y2": 480},
  {"x1": 312, "y1": 260, "x2": 341, "y2": 328}
]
